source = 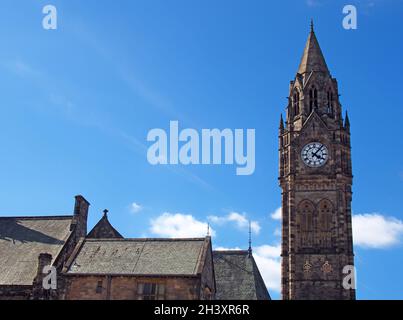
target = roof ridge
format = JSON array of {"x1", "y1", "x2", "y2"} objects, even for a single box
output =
[
  {"x1": 0, "y1": 215, "x2": 73, "y2": 220},
  {"x1": 213, "y1": 250, "x2": 249, "y2": 254},
  {"x1": 83, "y1": 237, "x2": 207, "y2": 242},
  {"x1": 250, "y1": 254, "x2": 271, "y2": 300}
]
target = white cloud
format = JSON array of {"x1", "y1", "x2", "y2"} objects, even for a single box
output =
[
  {"x1": 254, "y1": 244, "x2": 282, "y2": 294},
  {"x1": 208, "y1": 212, "x2": 261, "y2": 234},
  {"x1": 130, "y1": 202, "x2": 143, "y2": 214},
  {"x1": 353, "y1": 214, "x2": 403, "y2": 248},
  {"x1": 270, "y1": 207, "x2": 282, "y2": 220},
  {"x1": 150, "y1": 212, "x2": 214, "y2": 238},
  {"x1": 214, "y1": 246, "x2": 242, "y2": 251},
  {"x1": 215, "y1": 244, "x2": 282, "y2": 294},
  {"x1": 255, "y1": 244, "x2": 281, "y2": 258}
]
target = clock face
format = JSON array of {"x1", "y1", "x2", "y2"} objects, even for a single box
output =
[{"x1": 301, "y1": 142, "x2": 328, "y2": 167}]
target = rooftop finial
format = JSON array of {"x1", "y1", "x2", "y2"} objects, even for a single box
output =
[
  {"x1": 103, "y1": 209, "x2": 109, "y2": 218},
  {"x1": 310, "y1": 18, "x2": 314, "y2": 32},
  {"x1": 248, "y1": 221, "x2": 252, "y2": 257},
  {"x1": 207, "y1": 223, "x2": 210, "y2": 237}
]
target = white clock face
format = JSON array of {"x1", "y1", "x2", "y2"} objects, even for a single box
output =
[{"x1": 301, "y1": 142, "x2": 328, "y2": 167}]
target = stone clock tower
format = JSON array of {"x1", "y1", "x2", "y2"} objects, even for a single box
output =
[{"x1": 279, "y1": 23, "x2": 355, "y2": 300}]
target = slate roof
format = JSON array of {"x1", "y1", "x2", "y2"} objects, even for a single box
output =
[
  {"x1": 87, "y1": 213, "x2": 123, "y2": 239},
  {"x1": 0, "y1": 216, "x2": 73, "y2": 286},
  {"x1": 66, "y1": 238, "x2": 209, "y2": 276},
  {"x1": 213, "y1": 250, "x2": 270, "y2": 300}
]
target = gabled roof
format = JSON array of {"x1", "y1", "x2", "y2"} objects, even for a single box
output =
[
  {"x1": 213, "y1": 250, "x2": 270, "y2": 300},
  {"x1": 87, "y1": 212, "x2": 123, "y2": 239},
  {"x1": 297, "y1": 25, "x2": 329, "y2": 75},
  {"x1": 66, "y1": 237, "x2": 211, "y2": 276},
  {"x1": 0, "y1": 216, "x2": 73, "y2": 285}
]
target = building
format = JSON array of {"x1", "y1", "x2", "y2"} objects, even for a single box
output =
[
  {"x1": 213, "y1": 250, "x2": 270, "y2": 300},
  {"x1": 279, "y1": 22, "x2": 355, "y2": 299},
  {"x1": 0, "y1": 195, "x2": 269, "y2": 300},
  {"x1": 0, "y1": 195, "x2": 89, "y2": 299},
  {"x1": 62, "y1": 237, "x2": 215, "y2": 300}
]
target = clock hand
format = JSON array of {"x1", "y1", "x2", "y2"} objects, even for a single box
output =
[{"x1": 312, "y1": 145, "x2": 324, "y2": 158}]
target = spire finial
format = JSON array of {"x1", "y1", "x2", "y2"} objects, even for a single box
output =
[
  {"x1": 207, "y1": 223, "x2": 210, "y2": 237},
  {"x1": 103, "y1": 209, "x2": 109, "y2": 218},
  {"x1": 248, "y1": 221, "x2": 252, "y2": 257},
  {"x1": 310, "y1": 19, "x2": 314, "y2": 32}
]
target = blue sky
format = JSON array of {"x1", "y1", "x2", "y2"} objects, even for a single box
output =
[{"x1": 0, "y1": 0, "x2": 402, "y2": 299}]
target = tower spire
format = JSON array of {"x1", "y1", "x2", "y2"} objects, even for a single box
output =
[{"x1": 297, "y1": 22, "x2": 329, "y2": 75}]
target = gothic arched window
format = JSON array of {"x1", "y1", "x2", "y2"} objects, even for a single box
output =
[
  {"x1": 317, "y1": 199, "x2": 334, "y2": 248},
  {"x1": 309, "y1": 87, "x2": 318, "y2": 113},
  {"x1": 297, "y1": 200, "x2": 314, "y2": 248}
]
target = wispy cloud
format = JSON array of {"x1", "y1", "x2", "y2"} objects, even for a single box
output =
[
  {"x1": 0, "y1": 59, "x2": 39, "y2": 78},
  {"x1": 0, "y1": 58, "x2": 80, "y2": 118},
  {"x1": 130, "y1": 202, "x2": 143, "y2": 214},
  {"x1": 0, "y1": 56, "x2": 212, "y2": 191},
  {"x1": 150, "y1": 212, "x2": 214, "y2": 238},
  {"x1": 353, "y1": 213, "x2": 403, "y2": 248},
  {"x1": 208, "y1": 212, "x2": 261, "y2": 234}
]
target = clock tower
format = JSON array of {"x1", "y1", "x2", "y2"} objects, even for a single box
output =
[{"x1": 279, "y1": 23, "x2": 355, "y2": 300}]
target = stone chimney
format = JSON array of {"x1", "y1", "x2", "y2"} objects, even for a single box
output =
[
  {"x1": 32, "y1": 253, "x2": 53, "y2": 299},
  {"x1": 36, "y1": 253, "x2": 52, "y2": 276},
  {"x1": 70, "y1": 195, "x2": 90, "y2": 238}
]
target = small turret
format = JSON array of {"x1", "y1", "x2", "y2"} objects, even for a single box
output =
[
  {"x1": 279, "y1": 114, "x2": 285, "y2": 134},
  {"x1": 344, "y1": 111, "x2": 350, "y2": 132}
]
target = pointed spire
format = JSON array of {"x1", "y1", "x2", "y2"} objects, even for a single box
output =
[
  {"x1": 279, "y1": 114, "x2": 284, "y2": 133},
  {"x1": 297, "y1": 21, "x2": 329, "y2": 75},
  {"x1": 248, "y1": 221, "x2": 252, "y2": 257},
  {"x1": 344, "y1": 111, "x2": 350, "y2": 130}
]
